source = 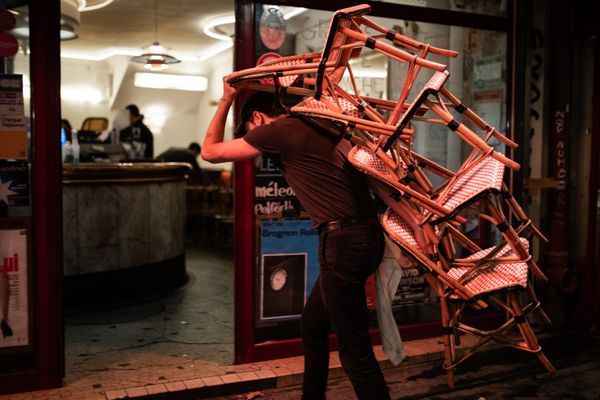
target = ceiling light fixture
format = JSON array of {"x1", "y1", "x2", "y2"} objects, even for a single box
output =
[
  {"x1": 200, "y1": 7, "x2": 306, "y2": 60},
  {"x1": 131, "y1": 0, "x2": 180, "y2": 71},
  {"x1": 78, "y1": 0, "x2": 114, "y2": 12},
  {"x1": 134, "y1": 72, "x2": 208, "y2": 91},
  {"x1": 202, "y1": 15, "x2": 235, "y2": 42},
  {"x1": 10, "y1": 0, "x2": 81, "y2": 42}
]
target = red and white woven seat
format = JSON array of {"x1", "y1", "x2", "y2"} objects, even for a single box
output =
[
  {"x1": 382, "y1": 208, "x2": 419, "y2": 248},
  {"x1": 298, "y1": 96, "x2": 364, "y2": 119},
  {"x1": 447, "y1": 238, "x2": 530, "y2": 297},
  {"x1": 383, "y1": 207, "x2": 529, "y2": 296},
  {"x1": 430, "y1": 156, "x2": 505, "y2": 222},
  {"x1": 348, "y1": 145, "x2": 407, "y2": 183},
  {"x1": 256, "y1": 58, "x2": 311, "y2": 87}
]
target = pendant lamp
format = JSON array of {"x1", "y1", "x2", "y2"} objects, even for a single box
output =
[{"x1": 131, "y1": 0, "x2": 180, "y2": 71}]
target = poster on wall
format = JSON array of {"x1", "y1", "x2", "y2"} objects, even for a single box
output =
[
  {"x1": 0, "y1": 160, "x2": 29, "y2": 217},
  {"x1": 0, "y1": 229, "x2": 29, "y2": 348},
  {"x1": 254, "y1": 154, "x2": 303, "y2": 217},
  {"x1": 259, "y1": 219, "x2": 319, "y2": 321},
  {"x1": 0, "y1": 74, "x2": 27, "y2": 159},
  {"x1": 392, "y1": 267, "x2": 430, "y2": 307}
]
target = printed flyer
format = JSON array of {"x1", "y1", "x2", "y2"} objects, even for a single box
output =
[
  {"x1": 0, "y1": 229, "x2": 28, "y2": 348},
  {"x1": 0, "y1": 74, "x2": 27, "y2": 159}
]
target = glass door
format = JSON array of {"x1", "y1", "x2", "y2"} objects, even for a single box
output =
[
  {"x1": 0, "y1": 0, "x2": 63, "y2": 394},
  {"x1": 234, "y1": 0, "x2": 514, "y2": 363}
]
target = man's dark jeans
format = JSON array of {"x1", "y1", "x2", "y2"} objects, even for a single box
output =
[{"x1": 300, "y1": 223, "x2": 390, "y2": 400}]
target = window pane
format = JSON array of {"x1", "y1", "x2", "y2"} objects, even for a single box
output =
[{"x1": 254, "y1": 5, "x2": 508, "y2": 340}]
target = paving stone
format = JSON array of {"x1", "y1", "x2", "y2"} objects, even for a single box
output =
[
  {"x1": 144, "y1": 384, "x2": 168, "y2": 395},
  {"x1": 183, "y1": 378, "x2": 205, "y2": 389},
  {"x1": 164, "y1": 381, "x2": 187, "y2": 392},
  {"x1": 254, "y1": 370, "x2": 276, "y2": 379},
  {"x1": 220, "y1": 374, "x2": 242, "y2": 384},
  {"x1": 237, "y1": 371, "x2": 259, "y2": 382},
  {"x1": 124, "y1": 387, "x2": 148, "y2": 398},
  {"x1": 202, "y1": 376, "x2": 224, "y2": 387},
  {"x1": 104, "y1": 389, "x2": 127, "y2": 400}
]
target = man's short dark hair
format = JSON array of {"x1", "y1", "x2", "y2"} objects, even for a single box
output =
[
  {"x1": 126, "y1": 104, "x2": 140, "y2": 117},
  {"x1": 234, "y1": 91, "x2": 287, "y2": 137},
  {"x1": 188, "y1": 142, "x2": 201, "y2": 153}
]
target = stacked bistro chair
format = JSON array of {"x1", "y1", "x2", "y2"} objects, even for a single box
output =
[
  {"x1": 227, "y1": 3, "x2": 456, "y2": 141},
  {"x1": 227, "y1": 3, "x2": 555, "y2": 388}
]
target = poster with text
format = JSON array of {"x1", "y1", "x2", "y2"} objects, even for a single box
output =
[
  {"x1": 392, "y1": 267, "x2": 430, "y2": 306},
  {"x1": 254, "y1": 154, "x2": 303, "y2": 217},
  {"x1": 0, "y1": 74, "x2": 27, "y2": 159},
  {"x1": 0, "y1": 229, "x2": 28, "y2": 348},
  {"x1": 259, "y1": 219, "x2": 318, "y2": 321}
]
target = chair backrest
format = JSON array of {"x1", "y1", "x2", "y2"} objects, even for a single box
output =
[
  {"x1": 381, "y1": 208, "x2": 485, "y2": 306},
  {"x1": 383, "y1": 70, "x2": 449, "y2": 151},
  {"x1": 81, "y1": 117, "x2": 108, "y2": 132},
  {"x1": 314, "y1": 4, "x2": 372, "y2": 99}
]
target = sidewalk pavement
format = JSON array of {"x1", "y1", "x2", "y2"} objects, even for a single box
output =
[{"x1": 0, "y1": 334, "x2": 478, "y2": 400}]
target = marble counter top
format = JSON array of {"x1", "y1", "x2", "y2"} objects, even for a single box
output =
[
  {"x1": 63, "y1": 162, "x2": 191, "y2": 185},
  {"x1": 63, "y1": 162, "x2": 189, "y2": 281}
]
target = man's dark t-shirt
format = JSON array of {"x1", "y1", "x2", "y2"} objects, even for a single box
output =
[{"x1": 243, "y1": 116, "x2": 376, "y2": 226}]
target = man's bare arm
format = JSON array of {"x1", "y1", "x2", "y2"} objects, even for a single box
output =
[{"x1": 201, "y1": 78, "x2": 261, "y2": 163}]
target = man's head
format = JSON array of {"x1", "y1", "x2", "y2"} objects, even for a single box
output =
[
  {"x1": 188, "y1": 142, "x2": 201, "y2": 157},
  {"x1": 234, "y1": 92, "x2": 287, "y2": 137},
  {"x1": 126, "y1": 104, "x2": 142, "y2": 124}
]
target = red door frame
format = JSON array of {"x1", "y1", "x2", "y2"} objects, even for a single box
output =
[
  {"x1": 233, "y1": 0, "x2": 515, "y2": 364},
  {"x1": 579, "y1": 30, "x2": 600, "y2": 330},
  {"x1": 0, "y1": 0, "x2": 64, "y2": 394}
]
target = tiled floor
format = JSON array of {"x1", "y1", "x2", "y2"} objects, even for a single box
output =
[{"x1": 0, "y1": 247, "x2": 463, "y2": 399}]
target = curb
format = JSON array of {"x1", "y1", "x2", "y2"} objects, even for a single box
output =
[{"x1": 103, "y1": 336, "x2": 455, "y2": 399}]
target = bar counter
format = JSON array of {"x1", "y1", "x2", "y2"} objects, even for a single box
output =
[{"x1": 62, "y1": 162, "x2": 191, "y2": 306}]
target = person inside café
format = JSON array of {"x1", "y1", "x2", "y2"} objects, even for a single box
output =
[
  {"x1": 119, "y1": 104, "x2": 154, "y2": 159},
  {"x1": 156, "y1": 142, "x2": 204, "y2": 183}
]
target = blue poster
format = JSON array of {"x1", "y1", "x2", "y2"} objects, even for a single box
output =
[
  {"x1": 0, "y1": 160, "x2": 29, "y2": 217},
  {"x1": 259, "y1": 219, "x2": 319, "y2": 321}
]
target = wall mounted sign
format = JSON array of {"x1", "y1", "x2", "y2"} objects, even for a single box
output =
[
  {"x1": 0, "y1": 32, "x2": 18, "y2": 58},
  {"x1": 259, "y1": 6, "x2": 286, "y2": 50}
]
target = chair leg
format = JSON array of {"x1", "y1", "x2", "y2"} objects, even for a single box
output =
[
  {"x1": 526, "y1": 283, "x2": 552, "y2": 326},
  {"x1": 507, "y1": 294, "x2": 556, "y2": 374},
  {"x1": 424, "y1": 275, "x2": 456, "y2": 388},
  {"x1": 439, "y1": 294, "x2": 456, "y2": 388}
]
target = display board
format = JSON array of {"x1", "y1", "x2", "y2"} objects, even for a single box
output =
[
  {"x1": 0, "y1": 75, "x2": 31, "y2": 355},
  {"x1": 258, "y1": 219, "x2": 318, "y2": 322}
]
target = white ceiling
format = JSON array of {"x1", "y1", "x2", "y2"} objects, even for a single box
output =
[{"x1": 61, "y1": 0, "x2": 235, "y2": 65}]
